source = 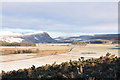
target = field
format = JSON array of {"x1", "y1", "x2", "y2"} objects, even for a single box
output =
[
  {"x1": 68, "y1": 44, "x2": 118, "y2": 58},
  {"x1": 0, "y1": 44, "x2": 119, "y2": 73},
  {"x1": 1, "y1": 44, "x2": 71, "y2": 55}
]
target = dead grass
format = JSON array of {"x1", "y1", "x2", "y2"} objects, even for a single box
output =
[
  {"x1": 1, "y1": 48, "x2": 39, "y2": 55},
  {"x1": 1, "y1": 47, "x2": 68, "y2": 56},
  {"x1": 30, "y1": 50, "x2": 68, "y2": 56}
]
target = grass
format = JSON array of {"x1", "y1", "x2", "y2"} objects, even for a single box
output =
[
  {"x1": 28, "y1": 50, "x2": 68, "y2": 56},
  {"x1": 1, "y1": 48, "x2": 39, "y2": 55},
  {"x1": 1, "y1": 48, "x2": 68, "y2": 56}
]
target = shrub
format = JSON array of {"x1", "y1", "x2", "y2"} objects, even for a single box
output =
[{"x1": 2, "y1": 53, "x2": 120, "y2": 79}]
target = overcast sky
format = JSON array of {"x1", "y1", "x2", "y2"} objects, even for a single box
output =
[{"x1": 1, "y1": 2, "x2": 118, "y2": 38}]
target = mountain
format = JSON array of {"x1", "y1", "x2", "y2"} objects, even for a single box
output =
[
  {"x1": 0, "y1": 31, "x2": 23, "y2": 43},
  {"x1": 55, "y1": 35, "x2": 94, "y2": 42},
  {"x1": 21, "y1": 31, "x2": 57, "y2": 43},
  {"x1": 55, "y1": 34, "x2": 119, "y2": 42},
  {"x1": 1, "y1": 31, "x2": 118, "y2": 43},
  {"x1": 0, "y1": 31, "x2": 57, "y2": 43},
  {"x1": 91, "y1": 34, "x2": 119, "y2": 40}
]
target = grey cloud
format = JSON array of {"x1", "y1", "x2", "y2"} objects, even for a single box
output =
[{"x1": 2, "y1": 2, "x2": 118, "y2": 33}]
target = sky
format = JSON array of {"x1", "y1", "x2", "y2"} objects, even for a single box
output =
[{"x1": 1, "y1": 2, "x2": 118, "y2": 38}]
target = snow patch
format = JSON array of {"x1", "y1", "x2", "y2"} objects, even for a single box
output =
[
  {"x1": 0, "y1": 31, "x2": 23, "y2": 43},
  {"x1": 4, "y1": 37, "x2": 23, "y2": 43},
  {"x1": 34, "y1": 36, "x2": 39, "y2": 40}
]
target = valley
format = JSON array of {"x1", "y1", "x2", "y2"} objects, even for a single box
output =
[{"x1": 0, "y1": 44, "x2": 118, "y2": 73}]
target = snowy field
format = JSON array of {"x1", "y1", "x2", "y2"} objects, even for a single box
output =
[{"x1": 0, "y1": 44, "x2": 119, "y2": 73}]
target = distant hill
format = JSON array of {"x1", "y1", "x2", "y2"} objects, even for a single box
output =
[
  {"x1": 55, "y1": 34, "x2": 119, "y2": 42},
  {"x1": 91, "y1": 34, "x2": 119, "y2": 40},
  {"x1": 1, "y1": 31, "x2": 118, "y2": 43},
  {"x1": 0, "y1": 31, "x2": 57, "y2": 43},
  {"x1": 21, "y1": 32, "x2": 57, "y2": 43}
]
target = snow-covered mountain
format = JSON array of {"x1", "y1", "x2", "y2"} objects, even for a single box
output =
[
  {"x1": 0, "y1": 31, "x2": 23, "y2": 43},
  {"x1": 55, "y1": 34, "x2": 119, "y2": 42},
  {"x1": 0, "y1": 31, "x2": 57, "y2": 43},
  {"x1": 54, "y1": 35, "x2": 94, "y2": 42},
  {"x1": 21, "y1": 32, "x2": 57, "y2": 43},
  {"x1": 1, "y1": 31, "x2": 118, "y2": 43}
]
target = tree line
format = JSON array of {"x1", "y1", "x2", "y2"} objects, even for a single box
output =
[
  {"x1": 1, "y1": 42, "x2": 36, "y2": 46},
  {"x1": 72, "y1": 42, "x2": 87, "y2": 46}
]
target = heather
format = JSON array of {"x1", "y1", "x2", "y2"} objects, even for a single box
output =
[{"x1": 1, "y1": 53, "x2": 120, "y2": 79}]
